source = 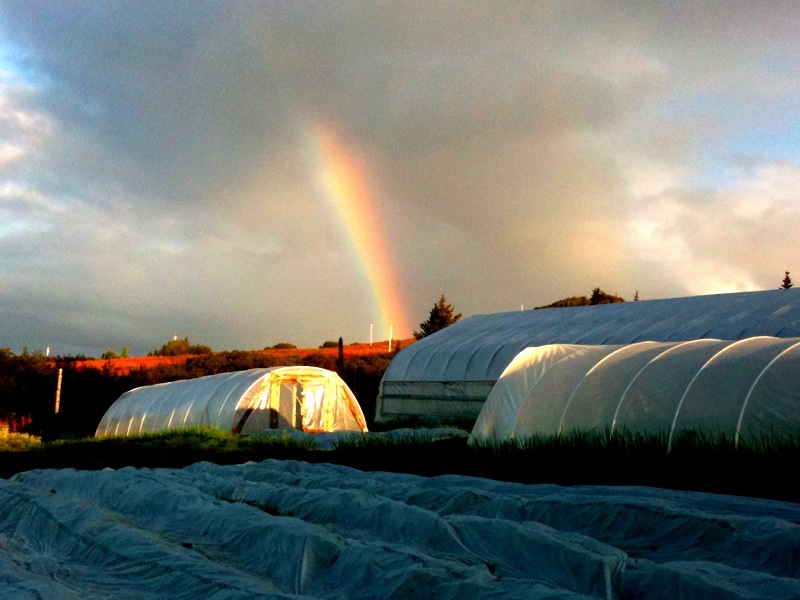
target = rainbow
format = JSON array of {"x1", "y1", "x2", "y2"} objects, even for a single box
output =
[{"x1": 310, "y1": 123, "x2": 412, "y2": 339}]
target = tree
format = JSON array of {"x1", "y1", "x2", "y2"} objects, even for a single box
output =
[
  {"x1": 270, "y1": 342, "x2": 297, "y2": 350},
  {"x1": 590, "y1": 287, "x2": 625, "y2": 305},
  {"x1": 536, "y1": 288, "x2": 625, "y2": 310},
  {"x1": 149, "y1": 337, "x2": 212, "y2": 356},
  {"x1": 633, "y1": 290, "x2": 640, "y2": 302},
  {"x1": 413, "y1": 295, "x2": 462, "y2": 340},
  {"x1": 781, "y1": 271, "x2": 793, "y2": 290}
]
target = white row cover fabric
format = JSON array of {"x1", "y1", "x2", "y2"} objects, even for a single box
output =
[
  {"x1": 377, "y1": 288, "x2": 800, "y2": 421},
  {"x1": 470, "y1": 337, "x2": 800, "y2": 448},
  {"x1": 5, "y1": 460, "x2": 800, "y2": 599},
  {"x1": 95, "y1": 366, "x2": 367, "y2": 437}
]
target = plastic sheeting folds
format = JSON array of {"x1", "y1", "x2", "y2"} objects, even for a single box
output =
[{"x1": 2, "y1": 461, "x2": 800, "y2": 599}]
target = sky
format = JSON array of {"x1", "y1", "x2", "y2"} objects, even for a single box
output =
[{"x1": 2, "y1": 1, "x2": 800, "y2": 357}]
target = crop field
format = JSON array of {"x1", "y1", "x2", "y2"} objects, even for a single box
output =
[
  {"x1": 2, "y1": 427, "x2": 800, "y2": 503},
  {"x1": 2, "y1": 427, "x2": 800, "y2": 598},
  {"x1": 2, "y1": 451, "x2": 800, "y2": 599}
]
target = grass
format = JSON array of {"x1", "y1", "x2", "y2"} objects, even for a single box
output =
[
  {"x1": 332, "y1": 429, "x2": 460, "y2": 449},
  {"x1": 0, "y1": 426, "x2": 316, "y2": 478},
  {"x1": 2, "y1": 426, "x2": 800, "y2": 503},
  {"x1": 0, "y1": 429, "x2": 42, "y2": 452},
  {"x1": 369, "y1": 416, "x2": 477, "y2": 432},
  {"x1": 467, "y1": 429, "x2": 800, "y2": 502}
]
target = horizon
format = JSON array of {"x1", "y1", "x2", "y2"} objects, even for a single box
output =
[{"x1": 14, "y1": 285, "x2": 795, "y2": 359}]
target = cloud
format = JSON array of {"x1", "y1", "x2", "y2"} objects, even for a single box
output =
[
  {"x1": 2, "y1": 1, "x2": 800, "y2": 354},
  {"x1": 629, "y1": 161, "x2": 800, "y2": 296}
]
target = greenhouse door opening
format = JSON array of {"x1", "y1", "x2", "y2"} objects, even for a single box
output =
[
  {"x1": 266, "y1": 379, "x2": 327, "y2": 431},
  {"x1": 272, "y1": 379, "x2": 303, "y2": 429},
  {"x1": 232, "y1": 373, "x2": 345, "y2": 434}
]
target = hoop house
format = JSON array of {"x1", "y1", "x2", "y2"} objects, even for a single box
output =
[
  {"x1": 377, "y1": 289, "x2": 800, "y2": 422},
  {"x1": 95, "y1": 367, "x2": 368, "y2": 437},
  {"x1": 469, "y1": 337, "x2": 800, "y2": 448}
]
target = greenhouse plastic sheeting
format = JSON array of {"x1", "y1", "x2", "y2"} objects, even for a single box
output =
[
  {"x1": 95, "y1": 366, "x2": 367, "y2": 437},
  {"x1": 377, "y1": 288, "x2": 800, "y2": 421},
  {"x1": 469, "y1": 337, "x2": 800, "y2": 447}
]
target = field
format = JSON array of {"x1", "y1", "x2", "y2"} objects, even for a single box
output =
[
  {"x1": 72, "y1": 341, "x2": 412, "y2": 375},
  {"x1": 2, "y1": 428, "x2": 800, "y2": 598},
  {"x1": 2, "y1": 427, "x2": 799, "y2": 503},
  {"x1": 2, "y1": 448, "x2": 799, "y2": 599}
]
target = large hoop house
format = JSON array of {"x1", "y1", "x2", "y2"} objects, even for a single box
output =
[
  {"x1": 469, "y1": 337, "x2": 800, "y2": 448},
  {"x1": 96, "y1": 367, "x2": 368, "y2": 437},
  {"x1": 377, "y1": 289, "x2": 800, "y2": 422}
]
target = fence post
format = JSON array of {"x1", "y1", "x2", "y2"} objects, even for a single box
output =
[{"x1": 55, "y1": 368, "x2": 63, "y2": 413}]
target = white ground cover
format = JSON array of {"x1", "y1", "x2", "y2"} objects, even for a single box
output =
[{"x1": 1, "y1": 460, "x2": 799, "y2": 599}]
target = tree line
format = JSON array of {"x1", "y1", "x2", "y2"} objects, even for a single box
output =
[{"x1": 535, "y1": 287, "x2": 626, "y2": 309}]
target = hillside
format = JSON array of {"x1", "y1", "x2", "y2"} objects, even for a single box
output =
[{"x1": 73, "y1": 340, "x2": 415, "y2": 375}]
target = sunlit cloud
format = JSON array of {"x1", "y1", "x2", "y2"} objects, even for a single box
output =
[
  {"x1": 629, "y1": 161, "x2": 800, "y2": 296},
  {"x1": 0, "y1": 143, "x2": 22, "y2": 165}
]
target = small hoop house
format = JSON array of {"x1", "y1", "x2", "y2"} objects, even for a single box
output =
[{"x1": 95, "y1": 366, "x2": 368, "y2": 437}]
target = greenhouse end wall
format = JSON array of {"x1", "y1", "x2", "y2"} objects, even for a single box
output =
[{"x1": 96, "y1": 367, "x2": 368, "y2": 437}]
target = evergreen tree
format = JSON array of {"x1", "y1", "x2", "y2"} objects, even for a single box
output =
[
  {"x1": 781, "y1": 271, "x2": 793, "y2": 290},
  {"x1": 589, "y1": 287, "x2": 626, "y2": 305},
  {"x1": 413, "y1": 295, "x2": 462, "y2": 340},
  {"x1": 633, "y1": 290, "x2": 640, "y2": 301}
]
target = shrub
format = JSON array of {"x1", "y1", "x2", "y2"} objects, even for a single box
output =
[
  {"x1": 302, "y1": 352, "x2": 337, "y2": 370},
  {"x1": 150, "y1": 337, "x2": 213, "y2": 356},
  {"x1": 0, "y1": 429, "x2": 42, "y2": 452}
]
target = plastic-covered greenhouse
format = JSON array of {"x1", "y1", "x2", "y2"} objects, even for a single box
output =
[
  {"x1": 377, "y1": 289, "x2": 800, "y2": 421},
  {"x1": 469, "y1": 337, "x2": 800, "y2": 448},
  {"x1": 96, "y1": 366, "x2": 368, "y2": 437}
]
